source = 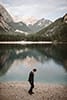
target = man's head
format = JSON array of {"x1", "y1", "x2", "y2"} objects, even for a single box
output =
[{"x1": 33, "y1": 68, "x2": 37, "y2": 72}]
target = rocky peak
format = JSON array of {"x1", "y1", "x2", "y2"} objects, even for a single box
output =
[
  {"x1": 63, "y1": 13, "x2": 67, "y2": 23},
  {"x1": 0, "y1": 4, "x2": 13, "y2": 31},
  {"x1": 0, "y1": 4, "x2": 13, "y2": 23}
]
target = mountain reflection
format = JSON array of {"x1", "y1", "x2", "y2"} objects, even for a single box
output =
[{"x1": 0, "y1": 44, "x2": 67, "y2": 76}]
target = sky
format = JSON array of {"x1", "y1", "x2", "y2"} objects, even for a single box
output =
[{"x1": 0, "y1": 0, "x2": 67, "y2": 21}]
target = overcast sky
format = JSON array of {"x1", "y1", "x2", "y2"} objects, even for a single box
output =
[{"x1": 0, "y1": 0, "x2": 67, "y2": 21}]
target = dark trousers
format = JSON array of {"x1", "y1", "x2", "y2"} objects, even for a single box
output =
[{"x1": 28, "y1": 82, "x2": 34, "y2": 93}]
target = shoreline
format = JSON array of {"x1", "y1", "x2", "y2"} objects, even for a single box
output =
[
  {"x1": 0, "y1": 82, "x2": 67, "y2": 100},
  {"x1": 0, "y1": 41, "x2": 67, "y2": 45},
  {"x1": 0, "y1": 41, "x2": 52, "y2": 45},
  {"x1": 0, "y1": 81, "x2": 67, "y2": 85}
]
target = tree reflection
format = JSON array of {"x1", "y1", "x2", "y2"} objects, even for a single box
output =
[{"x1": 0, "y1": 44, "x2": 67, "y2": 76}]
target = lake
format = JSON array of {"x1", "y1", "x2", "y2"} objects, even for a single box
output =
[{"x1": 0, "y1": 44, "x2": 67, "y2": 84}]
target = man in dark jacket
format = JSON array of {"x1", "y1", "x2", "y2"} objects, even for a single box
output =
[{"x1": 28, "y1": 68, "x2": 37, "y2": 95}]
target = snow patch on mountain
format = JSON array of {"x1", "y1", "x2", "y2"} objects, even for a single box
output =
[{"x1": 15, "y1": 29, "x2": 29, "y2": 35}]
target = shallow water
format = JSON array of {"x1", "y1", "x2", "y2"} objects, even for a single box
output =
[{"x1": 0, "y1": 44, "x2": 67, "y2": 84}]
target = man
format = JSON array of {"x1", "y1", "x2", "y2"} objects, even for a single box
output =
[{"x1": 28, "y1": 68, "x2": 37, "y2": 95}]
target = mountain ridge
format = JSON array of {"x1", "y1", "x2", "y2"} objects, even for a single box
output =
[
  {"x1": 0, "y1": 4, "x2": 67, "y2": 41},
  {"x1": 28, "y1": 18, "x2": 52, "y2": 32},
  {"x1": 0, "y1": 4, "x2": 31, "y2": 33},
  {"x1": 26, "y1": 15, "x2": 67, "y2": 42}
]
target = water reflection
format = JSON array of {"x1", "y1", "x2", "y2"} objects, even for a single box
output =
[{"x1": 0, "y1": 44, "x2": 67, "y2": 84}]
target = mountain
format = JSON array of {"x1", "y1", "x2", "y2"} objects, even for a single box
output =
[
  {"x1": 28, "y1": 18, "x2": 52, "y2": 33},
  {"x1": 0, "y1": 4, "x2": 32, "y2": 41},
  {"x1": 0, "y1": 4, "x2": 13, "y2": 32},
  {"x1": 10, "y1": 21, "x2": 31, "y2": 33},
  {"x1": 13, "y1": 16, "x2": 52, "y2": 33},
  {"x1": 0, "y1": 4, "x2": 67, "y2": 41},
  {"x1": 27, "y1": 14, "x2": 67, "y2": 42},
  {"x1": 13, "y1": 16, "x2": 38, "y2": 25},
  {"x1": 0, "y1": 4, "x2": 31, "y2": 33}
]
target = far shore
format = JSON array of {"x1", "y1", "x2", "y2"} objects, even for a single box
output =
[
  {"x1": 0, "y1": 82, "x2": 67, "y2": 100},
  {"x1": 0, "y1": 41, "x2": 67, "y2": 45}
]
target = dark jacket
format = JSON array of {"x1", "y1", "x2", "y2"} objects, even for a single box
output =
[{"x1": 28, "y1": 71, "x2": 34, "y2": 84}]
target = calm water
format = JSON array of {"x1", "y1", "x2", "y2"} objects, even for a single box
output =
[{"x1": 0, "y1": 44, "x2": 67, "y2": 84}]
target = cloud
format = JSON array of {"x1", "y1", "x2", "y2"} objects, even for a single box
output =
[
  {"x1": 1, "y1": 0, "x2": 67, "y2": 7},
  {"x1": 0, "y1": 0, "x2": 67, "y2": 20}
]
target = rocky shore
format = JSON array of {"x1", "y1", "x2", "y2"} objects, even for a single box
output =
[{"x1": 0, "y1": 82, "x2": 67, "y2": 100}]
